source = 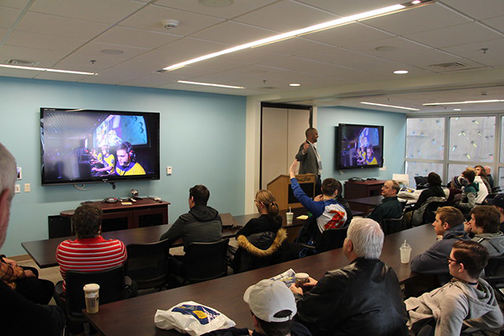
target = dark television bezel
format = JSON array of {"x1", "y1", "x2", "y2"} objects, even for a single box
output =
[
  {"x1": 335, "y1": 123, "x2": 384, "y2": 170},
  {"x1": 40, "y1": 107, "x2": 160, "y2": 186}
]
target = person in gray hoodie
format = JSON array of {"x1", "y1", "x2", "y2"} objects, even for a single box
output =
[
  {"x1": 405, "y1": 240, "x2": 503, "y2": 336},
  {"x1": 464, "y1": 205, "x2": 504, "y2": 257},
  {"x1": 410, "y1": 206, "x2": 469, "y2": 284}
]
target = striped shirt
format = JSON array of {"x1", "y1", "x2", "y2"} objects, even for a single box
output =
[{"x1": 56, "y1": 236, "x2": 127, "y2": 291}]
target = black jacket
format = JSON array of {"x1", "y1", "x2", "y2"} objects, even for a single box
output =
[
  {"x1": 160, "y1": 205, "x2": 222, "y2": 250},
  {"x1": 294, "y1": 258, "x2": 408, "y2": 336}
]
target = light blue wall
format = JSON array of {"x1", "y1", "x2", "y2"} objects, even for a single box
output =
[
  {"x1": 0, "y1": 77, "x2": 246, "y2": 256},
  {"x1": 317, "y1": 106, "x2": 406, "y2": 182}
]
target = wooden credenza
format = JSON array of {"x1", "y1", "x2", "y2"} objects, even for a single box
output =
[
  {"x1": 344, "y1": 180, "x2": 386, "y2": 214},
  {"x1": 49, "y1": 198, "x2": 169, "y2": 238}
]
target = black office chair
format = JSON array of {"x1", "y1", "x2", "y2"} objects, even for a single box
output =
[
  {"x1": 184, "y1": 238, "x2": 229, "y2": 283},
  {"x1": 54, "y1": 265, "x2": 135, "y2": 336},
  {"x1": 316, "y1": 227, "x2": 348, "y2": 253},
  {"x1": 126, "y1": 238, "x2": 171, "y2": 291},
  {"x1": 380, "y1": 217, "x2": 404, "y2": 235},
  {"x1": 422, "y1": 201, "x2": 448, "y2": 225}
]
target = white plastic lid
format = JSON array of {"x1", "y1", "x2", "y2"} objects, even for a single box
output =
[{"x1": 83, "y1": 283, "x2": 100, "y2": 292}]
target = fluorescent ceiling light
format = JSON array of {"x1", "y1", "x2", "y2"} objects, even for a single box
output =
[
  {"x1": 361, "y1": 101, "x2": 419, "y2": 111},
  {"x1": 394, "y1": 70, "x2": 408, "y2": 74},
  {"x1": 163, "y1": 0, "x2": 433, "y2": 71},
  {"x1": 0, "y1": 64, "x2": 97, "y2": 75},
  {"x1": 289, "y1": 83, "x2": 301, "y2": 87},
  {"x1": 423, "y1": 99, "x2": 504, "y2": 106},
  {"x1": 177, "y1": 80, "x2": 244, "y2": 89}
]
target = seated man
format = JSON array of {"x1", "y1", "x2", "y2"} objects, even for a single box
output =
[
  {"x1": 410, "y1": 206, "x2": 469, "y2": 285},
  {"x1": 455, "y1": 169, "x2": 479, "y2": 211},
  {"x1": 290, "y1": 218, "x2": 408, "y2": 336},
  {"x1": 490, "y1": 193, "x2": 504, "y2": 232},
  {"x1": 0, "y1": 254, "x2": 54, "y2": 304},
  {"x1": 160, "y1": 184, "x2": 222, "y2": 250},
  {"x1": 56, "y1": 204, "x2": 128, "y2": 292},
  {"x1": 289, "y1": 160, "x2": 347, "y2": 245},
  {"x1": 464, "y1": 205, "x2": 504, "y2": 257},
  {"x1": 91, "y1": 144, "x2": 115, "y2": 175},
  {"x1": 204, "y1": 279, "x2": 311, "y2": 336},
  {"x1": 405, "y1": 241, "x2": 503, "y2": 336},
  {"x1": 0, "y1": 142, "x2": 65, "y2": 336},
  {"x1": 367, "y1": 179, "x2": 403, "y2": 223}
]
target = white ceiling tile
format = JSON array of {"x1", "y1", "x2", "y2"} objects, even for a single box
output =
[
  {"x1": 74, "y1": 41, "x2": 149, "y2": 60},
  {"x1": 306, "y1": 23, "x2": 394, "y2": 47},
  {"x1": 119, "y1": 4, "x2": 224, "y2": 35},
  {"x1": 153, "y1": 0, "x2": 278, "y2": 19},
  {"x1": 0, "y1": 6, "x2": 21, "y2": 29},
  {"x1": 440, "y1": 0, "x2": 504, "y2": 20},
  {"x1": 94, "y1": 26, "x2": 180, "y2": 49},
  {"x1": 54, "y1": 54, "x2": 126, "y2": 73},
  {"x1": 132, "y1": 49, "x2": 197, "y2": 67},
  {"x1": 6, "y1": 31, "x2": 85, "y2": 53},
  {"x1": 0, "y1": 28, "x2": 8, "y2": 42},
  {"x1": 33, "y1": 72, "x2": 93, "y2": 82},
  {"x1": 441, "y1": 38, "x2": 504, "y2": 67},
  {"x1": 155, "y1": 37, "x2": 231, "y2": 57},
  {"x1": 16, "y1": 12, "x2": 109, "y2": 40},
  {"x1": 29, "y1": 0, "x2": 144, "y2": 24},
  {"x1": 254, "y1": 37, "x2": 332, "y2": 56},
  {"x1": 0, "y1": 0, "x2": 30, "y2": 10},
  {"x1": 482, "y1": 15, "x2": 504, "y2": 32},
  {"x1": 234, "y1": 1, "x2": 338, "y2": 32},
  {"x1": 191, "y1": 21, "x2": 275, "y2": 45},
  {"x1": 404, "y1": 22, "x2": 503, "y2": 48},
  {"x1": 342, "y1": 37, "x2": 456, "y2": 68},
  {"x1": 0, "y1": 45, "x2": 68, "y2": 65},
  {"x1": 0, "y1": 67, "x2": 38, "y2": 78},
  {"x1": 366, "y1": 3, "x2": 470, "y2": 35},
  {"x1": 296, "y1": 0, "x2": 398, "y2": 17}
]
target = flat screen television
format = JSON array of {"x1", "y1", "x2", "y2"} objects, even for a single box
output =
[
  {"x1": 335, "y1": 123, "x2": 384, "y2": 169},
  {"x1": 40, "y1": 108, "x2": 160, "y2": 185}
]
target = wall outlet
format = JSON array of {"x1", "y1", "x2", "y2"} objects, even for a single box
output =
[
  {"x1": 24, "y1": 183, "x2": 30, "y2": 192},
  {"x1": 15, "y1": 184, "x2": 20, "y2": 194},
  {"x1": 166, "y1": 166, "x2": 172, "y2": 175}
]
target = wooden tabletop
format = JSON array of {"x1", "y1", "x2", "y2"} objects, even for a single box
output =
[
  {"x1": 347, "y1": 195, "x2": 384, "y2": 206},
  {"x1": 84, "y1": 224, "x2": 437, "y2": 336}
]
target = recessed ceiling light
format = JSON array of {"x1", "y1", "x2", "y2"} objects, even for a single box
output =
[
  {"x1": 394, "y1": 70, "x2": 408, "y2": 74},
  {"x1": 177, "y1": 80, "x2": 244, "y2": 89},
  {"x1": 375, "y1": 46, "x2": 398, "y2": 52},
  {"x1": 0, "y1": 64, "x2": 97, "y2": 75},
  {"x1": 101, "y1": 49, "x2": 124, "y2": 55},
  {"x1": 361, "y1": 101, "x2": 419, "y2": 111},
  {"x1": 289, "y1": 83, "x2": 301, "y2": 87},
  {"x1": 454, "y1": 109, "x2": 461, "y2": 111},
  {"x1": 163, "y1": 0, "x2": 434, "y2": 71}
]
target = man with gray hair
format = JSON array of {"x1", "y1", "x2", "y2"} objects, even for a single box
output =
[
  {"x1": 0, "y1": 143, "x2": 65, "y2": 335},
  {"x1": 290, "y1": 218, "x2": 408, "y2": 335}
]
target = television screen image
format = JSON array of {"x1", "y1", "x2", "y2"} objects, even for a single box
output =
[
  {"x1": 40, "y1": 108, "x2": 160, "y2": 185},
  {"x1": 336, "y1": 124, "x2": 384, "y2": 169}
]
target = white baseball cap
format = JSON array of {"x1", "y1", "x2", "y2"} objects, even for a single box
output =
[{"x1": 243, "y1": 279, "x2": 297, "y2": 323}]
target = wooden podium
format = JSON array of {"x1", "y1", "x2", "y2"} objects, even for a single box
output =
[{"x1": 267, "y1": 174, "x2": 316, "y2": 210}]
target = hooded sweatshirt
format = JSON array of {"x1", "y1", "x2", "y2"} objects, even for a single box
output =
[
  {"x1": 405, "y1": 278, "x2": 503, "y2": 336},
  {"x1": 160, "y1": 205, "x2": 222, "y2": 250},
  {"x1": 473, "y1": 232, "x2": 504, "y2": 257}
]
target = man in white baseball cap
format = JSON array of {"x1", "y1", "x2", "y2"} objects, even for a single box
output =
[{"x1": 203, "y1": 279, "x2": 311, "y2": 336}]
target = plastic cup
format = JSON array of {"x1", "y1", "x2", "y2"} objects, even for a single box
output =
[
  {"x1": 400, "y1": 245, "x2": 412, "y2": 264},
  {"x1": 83, "y1": 283, "x2": 100, "y2": 314},
  {"x1": 295, "y1": 272, "x2": 309, "y2": 287},
  {"x1": 286, "y1": 212, "x2": 294, "y2": 225}
]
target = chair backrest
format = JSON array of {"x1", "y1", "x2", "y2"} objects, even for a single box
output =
[
  {"x1": 422, "y1": 201, "x2": 447, "y2": 224},
  {"x1": 184, "y1": 238, "x2": 229, "y2": 283},
  {"x1": 485, "y1": 255, "x2": 504, "y2": 278},
  {"x1": 316, "y1": 227, "x2": 348, "y2": 253},
  {"x1": 380, "y1": 216, "x2": 404, "y2": 235},
  {"x1": 126, "y1": 239, "x2": 171, "y2": 289},
  {"x1": 414, "y1": 176, "x2": 429, "y2": 189},
  {"x1": 65, "y1": 265, "x2": 126, "y2": 314}
]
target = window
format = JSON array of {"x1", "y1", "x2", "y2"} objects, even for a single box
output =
[
  {"x1": 449, "y1": 116, "x2": 495, "y2": 162},
  {"x1": 406, "y1": 118, "x2": 444, "y2": 160}
]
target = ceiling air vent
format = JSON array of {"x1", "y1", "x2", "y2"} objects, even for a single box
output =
[
  {"x1": 428, "y1": 62, "x2": 469, "y2": 71},
  {"x1": 6, "y1": 59, "x2": 38, "y2": 66}
]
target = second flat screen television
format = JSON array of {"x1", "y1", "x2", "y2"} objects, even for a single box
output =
[{"x1": 336, "y1": 124, "x2": 384, "y2": 169}]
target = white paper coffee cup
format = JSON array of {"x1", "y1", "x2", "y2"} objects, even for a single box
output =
[
  {"x1": 286, "y1": 212, "x2": 294, "y2": 225},
  {"x1": 83, "y1": 283, "x2": 100, "y2": 314},
  {"x1": 295, "y1": 272, "x2": 309, "y2": 287}
]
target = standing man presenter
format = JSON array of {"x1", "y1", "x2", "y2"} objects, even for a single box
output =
[{"x1": 296, "y1": 128, "x2": 322, "y2": 194}]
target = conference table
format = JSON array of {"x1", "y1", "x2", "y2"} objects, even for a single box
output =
[
  {"x1": 83, "y1": 224, "x2": 436, "y2": 336},
  {"x1": 21, "y1": 208, "x2": 312, "y2": 268}
]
